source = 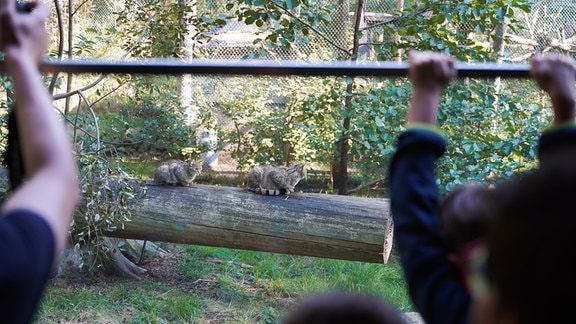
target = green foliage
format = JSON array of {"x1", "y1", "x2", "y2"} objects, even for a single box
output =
[
  {"x1": 197, "y1": 76, "x2": 332, "y2": 171},
  {"x1": 74, "y1": 144, "x2": 145, "y2": 274},
  {"x1": 328, "y1": 75, "x2": 548, "y2": 194},
  {"x1": 124, "y1": 76, "x2": 197, "y2": 158},
  {"x1": 348, "y1": 79, "x2": 410, "y2": 186},
  {"x1": 79, "y1": 76, "x2": 198, "y2": 160},
  {"x1": 113, "y1": 0, "x2": 227, "y2": 58},
  {"x1": 299, "y1": 77, "x2": 344, "y2": 165},
  {"x1": 227, "y1": 0, "x2": 335, "y2": 58},
  {"x1": 219, "y1": 0, "x2": 536, "y2": 193},
  {"x1": 72, "y1": 34, "x2": 98, "y2": 57},
  {"x1": 259, "y1": 306, "x2": 279, "y2": 324},
  {"x1": 375, "y1": 0, "x2": 532, "y2": 61},
  {"x1": 114, "y1": 0, "x2": 187, "y2": 58},
  {"x1": 436, "y1": 79, "x2": 546, "y2": 192}
]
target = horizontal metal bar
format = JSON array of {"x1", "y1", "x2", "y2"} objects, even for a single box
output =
[{"x1": 0, "y1": 58, "x2": 533, "y2": 78}]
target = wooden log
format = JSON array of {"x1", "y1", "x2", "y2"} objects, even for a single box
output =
[
  {"x1": 0, "y1": 168, "x2": 393, "y2": 264},
  {"x1": 104, "y1": 183, "x2": 394, "y2": 264}
]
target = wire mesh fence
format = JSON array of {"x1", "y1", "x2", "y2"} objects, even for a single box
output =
[
  {"x1": 44, "y1": 0, "x2": 575, "y2": 193},
  {"x1": 55, "y1": 0, "x2": 576, "y2": 66}
]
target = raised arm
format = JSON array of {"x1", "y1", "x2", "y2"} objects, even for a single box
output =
[
  {"x1": 388, "y1": 51, "x2": 470, "y2": 324},
  {"x1": 0, "y1": 0, "x2": 80, "y2": 259},
  {"x1": 407, "y1": 50, "x2": 456, "y2": 125},
  {"x1": 530, "y1": 54, "x2": 576, "y2": 126},
  {"x1": 530, "y1": 54, "x2": 576, "y2": 162}
]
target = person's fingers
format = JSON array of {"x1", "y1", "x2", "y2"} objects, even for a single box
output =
[
  {"x1": 559, "y1": 55, "x2": 576, "y2": 74},
  {"x1": 1, "y1": 1, "x2": 49, "y2": 61},
  {"x1": 530, "y1": 55, "x2": 548, "y2": 79},
  {"x1": 25, "y1": 1, "x2": 49, "y2": 20},
  {"x1": 407, "y1": 50, "x2": 456, "y2": 85},
  {"x1": 15, "y1": 1, "x2": 49, "y2": 31},
  {"x1": 0, "y1": 0, "x2": 17, "y2": 14},
  {"x1": 408, "y1": 49, "x2": 417, "y2": 62},
  {"x1": 530, "y1": 54, "x2": 576, "y2": 81},
  {"x1": 442, "y1": 57, "x2": 457, "y2": 80},
  {"x1": 0, "y1": 4, "x2": 16, "y2": 47},
  {"x1": 449, "y1": 57, "x2": 456, "y2": 75}
]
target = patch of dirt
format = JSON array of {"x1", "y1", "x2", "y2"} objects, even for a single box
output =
[
  {"x1": 138, "y1": 249, "x2": 223, "y2": 296},
  {"x1": 52, "y1": 246, "x2": 186, "y2": 287},
  {"x1": 136, "y1": 247, "x2": 263, "y2": 322},
  {"x1": 48, "y1": 244, "x2": 296, "y2": 323},
  {"x1": 139, "y1": 249, "x2": 186, "y2": 283}
]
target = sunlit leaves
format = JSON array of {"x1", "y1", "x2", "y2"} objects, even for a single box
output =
[
  {"x1": 231, "y1": 0, "x2": 333, "y2": 58},
  {"x1": 112, "y1": 0, "x2": 229, "y2": 58},
  {"x1": 375, "y1": 0, "x2": 531, "y2": 62}
]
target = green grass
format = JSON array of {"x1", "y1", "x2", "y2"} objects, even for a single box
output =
[
  {"x1": 37, "y1": 281, "x2": 207, "y2": 323},
  {"x1": 37, "y1": 245, "x2": 413, "y2": 323},
  {"x1": 45, "y1": 108, "x2": 410, "y2": 323},
  {"x1": 122, "y1": 160, "x2": 158, "y2": 180}
]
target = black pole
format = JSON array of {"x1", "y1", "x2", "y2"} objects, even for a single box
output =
[{"x1": 0, "y1": 59, "x2": 533, "y2": 78}]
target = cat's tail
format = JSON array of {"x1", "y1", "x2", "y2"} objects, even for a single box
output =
[{"x1": 247, "y1": 187, "x2": 286, "y2": 196}]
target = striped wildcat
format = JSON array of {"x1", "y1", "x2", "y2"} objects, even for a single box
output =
[{"x1": 246, "y1": 164, "x2": 307, "y2": 195}]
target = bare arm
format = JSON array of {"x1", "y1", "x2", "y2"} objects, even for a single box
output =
[
  {"x1": 530, "y1": 54, "x2": 576, "y2": 126},
  {"x1": 407, "y1": 50, "x2": 457, "y2": 125},
  {"x1": 0, "y1": 0, "x2": 80, "y2": 259}
]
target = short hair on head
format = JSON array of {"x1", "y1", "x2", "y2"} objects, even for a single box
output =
[
  {"x1": 439, "y1": 183, "x2": 492, "y2": 252},
  {"x1": 487, "y1": 148, "x2": 576, "y2": 324},
  {"x1": 281, "y1": 292, "x2": 407, "y2": 324}
]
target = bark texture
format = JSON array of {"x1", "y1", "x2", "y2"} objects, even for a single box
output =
[{"x1": 105, "y1": 183, "x2": 393, "y2": 264}]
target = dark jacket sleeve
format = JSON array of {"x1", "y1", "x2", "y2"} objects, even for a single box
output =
[
  {"x1": 538, "y1": 125, "x2": 576, "y2": 162},
  {"x1": 0, "y1": 210, "x2": 55, "y2": 324},
  {"x1": 388, "y1": 129, "x2": 470, "y2": 324}
]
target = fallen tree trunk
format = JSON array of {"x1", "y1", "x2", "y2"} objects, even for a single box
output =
[{"x1": 105, "y1": 183, "x2": 394, "y2": 264}]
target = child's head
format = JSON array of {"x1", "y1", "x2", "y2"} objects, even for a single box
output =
[
  {"x1": 475, "y1": 150, "x2": 576, "y2": 324},
  {"x1": 282, "y1": 292, "x2": 407, "y2": 324},
  {"x1": 439, "y1": 183, "x2": 492, "y2": 254},
  {"x1": 439, "y1": 183, "x2": 492, "y2": 298}
]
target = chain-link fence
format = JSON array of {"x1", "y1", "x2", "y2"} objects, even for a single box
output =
[
  {"x1": 51, "y1": 0, "x2": 576, "y2": 79},
  {"x1": 48, "y1": 0, "x2": 576, "y2": 191}
]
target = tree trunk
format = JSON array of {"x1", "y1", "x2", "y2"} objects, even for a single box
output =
[
  {"x1": 179, "y1": 0, "x2": 197, "y2": 127},
  {"x1": 65, "y1": 0, "x2": 73, "y2": 114},
  {"x1": 103, "y1": 183, "x2": 394, "y2": 264},
  {"x1": 335, "y1": 0, "x2": 365, "y2": 195}
]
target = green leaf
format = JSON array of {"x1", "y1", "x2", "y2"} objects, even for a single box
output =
[
  {"x1": 269, "y1": 11, "x2": 281, "y2": 20},
  {"x1": 285, "y1": 0, "x2": 300, "y2": 10}
]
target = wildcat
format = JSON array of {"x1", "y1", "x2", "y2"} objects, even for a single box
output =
[
  {"x1": 153, "y1": 159, "x2": 202, "y2": 186},
  {"x1": 246, "y1": 164, "x2": 307, "y2": 195}
]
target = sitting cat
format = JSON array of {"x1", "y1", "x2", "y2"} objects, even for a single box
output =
[
  {"x1": 246, "y1": 163, "x2": 307, "y2": 195},
  {"x1": 153, "y1": 159, "x2": 202, "y2": 186}
]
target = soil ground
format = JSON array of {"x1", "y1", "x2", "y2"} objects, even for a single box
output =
[{"x1": 44, "y1": 245, "x2": 299, "y2": 323}]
